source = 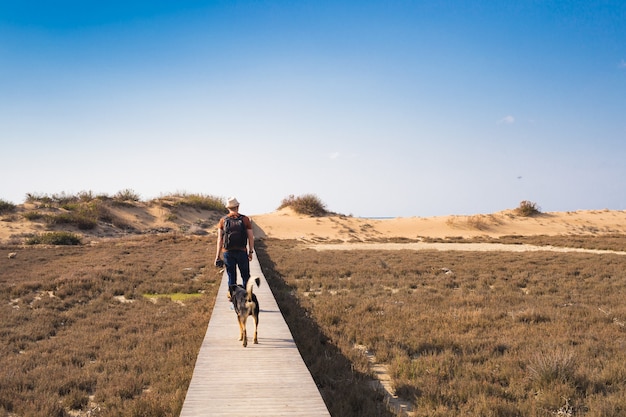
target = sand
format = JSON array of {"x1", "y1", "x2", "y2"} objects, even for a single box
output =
[
  {"x1": 2, "y1": 203, "x2": 626, "y2": 246},
  {"x1": 251, "y1": 207, "x2": 626, "y2": 241}
]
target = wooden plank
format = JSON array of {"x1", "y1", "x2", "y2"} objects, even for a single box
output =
[{"x1": 180, "y1": 258, "x2": 330, "y2": 417}]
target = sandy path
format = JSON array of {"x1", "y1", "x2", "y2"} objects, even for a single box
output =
[{"x1": 308, "y1": 242, "x2": 626, "y2": 255}]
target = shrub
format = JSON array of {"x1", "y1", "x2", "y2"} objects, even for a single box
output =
[
  {"x1": 515, "y1": 200, "x2": 541, "y2": 217},
  {"x1": 23, "y1": 211, "x2": 45, "y2": 220},
  {"x1": 76, "y1": 190, "x2": 95, "y2": 202},
  {"x1": 63, "y1": 389, "x2": 89, "y2": 410},
  {"x1": 26, "y1": 232, "x2": 82, "y2": 245},
  {"x1": 47, "y1": 212, "x2": 97, "y2": 230},
  {"x1": 114, "y1": 189, "x2": 141, "y2": 203},
  {"x1": 50, "y1": 192, "x2": 80, "y2": 205},
  {"x1": 60, "y1": 202, "x2": 80, "y2": 211},
  {"x1": 179, "y1": 193, "x2": 225, "y2": 211},
  {"x1": 466, "y1": 215, "x2": 488, "y2": 230},
  {"x1": 35, "y1": 201, "x2": 110, "y2": 230},
  {"x1": 25, "y1": 192, "x2": 54, "y2": 205},
  {"x1": 74, "y1": 215, "x2": 98, "y2": 230},
  {"x1": 0, "y1": 199, "x2": 16, "y2": 213},
  {"x1": 25, "y1": 191, "x2": 96, "y2": 206},
  {"x1": 278, "y1": 194, "x2": 327, "y2": 217},
  {"x1": 154, "y1": 193, "x2": 225, "y2": 211}
]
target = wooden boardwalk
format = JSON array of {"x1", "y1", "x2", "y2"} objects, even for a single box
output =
[{"x1": 180, "y1": 257, "x2": 331, "y2": 417}]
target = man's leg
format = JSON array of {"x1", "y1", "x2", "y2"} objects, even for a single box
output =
[
  {"x1": 237, "y1": 251, "x2": 251, "y2": 288},
  {"x1": 223, "y1": 251, "x2": 238, "y2": 287}
]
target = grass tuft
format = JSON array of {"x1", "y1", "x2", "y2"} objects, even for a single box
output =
[
  {"x1": 152, "y1": 193, "x2": 226, "y2": 211},
  {"x1": 114, "y1": 188, "x2": 141, "y2": 202},
  {"x1": 528, "y1": 348, "x2": 576, "y2": 387},
  {"x1": 24, "y1": 200, "x2": 111, "y2": 230},
  {"x1": 26, "y1": 231, "x2": 82, "y2": 245},
  {"x1": 0, "y1": 198, "x2": 16, "y2": 214}
]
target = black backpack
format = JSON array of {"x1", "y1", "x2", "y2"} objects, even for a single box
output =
[{"x1": 223, "y1": 214, "x2": 248, "y2": 250}]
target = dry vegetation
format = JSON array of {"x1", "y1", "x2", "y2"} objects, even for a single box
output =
[
  {"x1": 277, "y1": 194, "x2": 329, "y2": 217},
  {"x1": 424, "y1": 234, "x2": 626, "y2": 252},
  {"x1": 3, "y1": 189, "x2": 626, "y2": 416},
  {"x1": 0, "y1": 235, "x2": 219, "y2": 417},
  {"x1": 515, "y1": 200, "x2": 542, "y2": 217},
  {"x1": 1, "y1": 191, "x2": 226, "y2": 244},
  {"x1": 257, "y1": 236, "x2": 626, "y2": 417}
]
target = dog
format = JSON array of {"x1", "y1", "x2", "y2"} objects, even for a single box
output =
[{"x1": 228, "y1": 277, "x2": 261, "y2": 347}]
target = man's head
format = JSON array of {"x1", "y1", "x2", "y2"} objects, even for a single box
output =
[{"x1": 226, "y1": 197, "x2": 240, "y2": 211}]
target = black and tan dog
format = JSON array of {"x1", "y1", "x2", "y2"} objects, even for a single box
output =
[{"x1": 228, "y1": 277, "x2": 261, "y2": 347}]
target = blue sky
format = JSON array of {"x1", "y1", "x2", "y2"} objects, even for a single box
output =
[{"x1": 1, "y1": 1, "x2": 624, "y2": 217}]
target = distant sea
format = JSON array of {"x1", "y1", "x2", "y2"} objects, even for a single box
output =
[{"x1": 359, "y1": 216, "x2": 394, "y2": 220}]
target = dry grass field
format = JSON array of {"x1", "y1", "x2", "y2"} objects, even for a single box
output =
[
  {"x1": 0, "y1": 235, "x2": 219, "y2": 417},
  {"x1": 257, "y1": 236, "x2": 626, "y2": 417},
  {"x1": 2, "y1": 233, "x2": 626, "y2": 416},
  {"x1": 2, "y1": 193, "x2": 626, "y2": 416}
]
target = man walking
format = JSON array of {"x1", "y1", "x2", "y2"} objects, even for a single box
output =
[{"x1": 215, "y1": 197, "x2": 255, "y2": 291}]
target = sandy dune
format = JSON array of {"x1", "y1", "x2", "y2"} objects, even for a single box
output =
[
  {"x1": 251, "y1": 207, "x2": 626, "y2": 241},
  {"x1": 2, "y1": 202, "x2": 626, "y2": 245}
]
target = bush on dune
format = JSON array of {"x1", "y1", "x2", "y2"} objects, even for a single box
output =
[
  {"x1": 0, "y1": 199, "x2": 16, "y2": 214},
  {"x1": 278, "y1": 194, "x2": 328, "y2": 217},
  {"x1": 26, "y1": 232, "x2": 82, "y2": 245},
  {"x1": 515, "y1": 200, "x2": 541, "y2": 217},
  {"x1": 153, "y1": 192, "x2": 226, "y2": 211}
]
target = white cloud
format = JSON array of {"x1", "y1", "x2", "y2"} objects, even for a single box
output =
[
  {"x1": 329, "y1": 152, "x2": 340, "y2": 159},
  {"x1": 498, "y1": 115, "x2": 515, "y2": 124}
]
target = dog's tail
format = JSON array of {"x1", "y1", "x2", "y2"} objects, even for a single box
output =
[{"x1": 246, "y1": 277, "x2": 261, "y2": 302}]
